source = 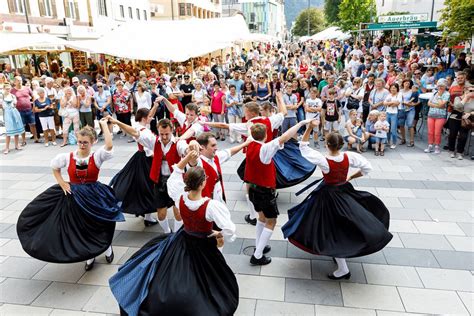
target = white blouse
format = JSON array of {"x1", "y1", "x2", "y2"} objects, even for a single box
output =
[
  {"x1": 299, "y1": 142, "x2": 372, "y2": 175},
  {"x1": 172, "y1": 109, "x2": 204, "y2": 138},
  {"x1": 168, "y1": 165, "x2": 236, "y2": 242},
  {"x1": 134, "y1": 91, "x2": 152, "y2": 110},
  {"x1": 134, "y1": 126, "x2": 154, "y2": 157},
  {"x1": 228, "y1": 113, "x2": 284, "y2": 137},
  {"x1": 50, "y1": 146, "x2": 113, "y2": 170}
]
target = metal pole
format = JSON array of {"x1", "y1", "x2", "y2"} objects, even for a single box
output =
[
  {"x1": 171, "y1": 0, "x2": 175, "y2": 20},
  {"x1": 307, "y1": 0, "x2": 310, "y2": 36},
  {"x1": 23, "y1": 0, "x2": 31, "y2": 33},
  {"x1": 430, "y1": 0, "x2": 435, "y2": 21}
]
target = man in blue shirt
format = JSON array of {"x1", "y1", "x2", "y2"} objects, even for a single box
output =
[{"x1": 227, "y1": 71, "x2": 244, "y2": 95}]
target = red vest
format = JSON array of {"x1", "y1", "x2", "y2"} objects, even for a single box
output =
[
  {"x1": 323, "y1": 153, "x2": 349, "y2": 185},
  {"x1": 201, "y1": 156, "x2": 225, "y2": 201},
  {"x1": 251, "y1": 117, "x2": 273, "y2": 143},
  {"x1": 244, "y1": 141, "x2": 276, "y2": 189},
  {"x1": 67, "y1": 152, "x2": 100, "y2": 184},
  {"x1": 137, "y1": 127, "x2": 146, "y2": 152},
  {"x1": 149, "y1": 139, "x2": 181, "y2": 183},
  {"x1": 179, "y1": 196, "x2": 213, "y2": 233},
  {"x1": 176, "y1": 121, "x2": 196, "y2": 143}
]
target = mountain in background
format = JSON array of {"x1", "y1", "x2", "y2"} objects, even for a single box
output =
[{"x1": 285, "y1": 0, "x2": 324, "y2": 30}]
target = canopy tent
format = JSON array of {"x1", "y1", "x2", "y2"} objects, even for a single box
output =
[
  {"x1": 0, "y1": 32, "x2": 77, "y2": 55},
  {"x1": 68, "y1": 15, "x2": 250, "y2": 62},
  {"x1": 242, "y1": 33, "x2": 279, "y2": 43},
  {"x1": 311, "y1": 27, "x2": 351, "y2": 41}
]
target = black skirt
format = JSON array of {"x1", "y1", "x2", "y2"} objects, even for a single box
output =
[
  {"x1": 110, "y1": 229, "x2": 239, "y2": 316},
  {"x1": 282, "y1": 181, "x2": 393, "y2": 258},
  {"x1": 110, "y1": 151, "x2": 156, "y2": 215},
  {"x1": 17, "y1": 183, "x2": 124, "y2": 263}
]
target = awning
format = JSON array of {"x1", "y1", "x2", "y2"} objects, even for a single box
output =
[
  {"x1": 311, "y1": 27, "x2": 351, "y2": 41},
  {"x1": 0, "y1": 32, "x2": 80, "y2": 54}
]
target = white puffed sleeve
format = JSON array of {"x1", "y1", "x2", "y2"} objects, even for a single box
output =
[
  {"x1": 136, "y1": 129, "x2": 157, "y2": 152},
  {"x1": 346, "y1": 151, "x2": 372, "y2": 175},
  {"x1": 93, "y1": 146, "x2": 114, "y2": 167},
  {"x1": 205, "y1": 200, "x2": 236, "y2": 242},
  {"x1": 50, "y1": 152, "x2": 70, "y2": 170},
  {"x1": 167, "y1": 165, "x2": 186, "y2": 203},
  {"x1": 175, "y1": 139, "x2": 188, "y2": 157},
  {"x1": 228, "y1": 122, "x2": 249, "y2": 137},
  {"x1": 172, "y1": 109, "x2": 186, "y2": 127},
  {"x1": 269, "y1": 112, "x2": 284, "y2": 130},
  {"x1": 259, "y1": 138, "x2": 284, "y2": 164},
  {"x1": 299, "y1": 141, "x2": 330, "y2": 173}
]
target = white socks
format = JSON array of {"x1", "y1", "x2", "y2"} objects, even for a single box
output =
[
  {"x1": 333, "y1": 258, "x2": 350, "y2": 277},
  {"x1": 144, "y1": 213, "x2": 157, "y2": 222},
  {"x1": 254, "y1": 227, "x2": 273, "y2": 259},
  {"x1": 159, "y1": 218, "x2": 171, "y2": 234},
  {"x1": 255, "y1": 221, "x2": 265, "y2": 247},
  {"x1": 86, "y1": 258, "x2": 94, "y2": 265},
  {"x1": 105, "y1": 245, "x2": 113, "y2": 257},
  {"x1": 173, "y1": 220, "x2": 183, "y2": 232},
  {"x1": 246, "y1": 194, "x2": 257, "y2": 220}
]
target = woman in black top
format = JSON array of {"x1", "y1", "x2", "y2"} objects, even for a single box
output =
[
  {"x1": 242, "y1": 81, "x2": 257, "y2": 104},
  {"x1": 34, "y1": 87, "x2": 56, "y2": 146}
]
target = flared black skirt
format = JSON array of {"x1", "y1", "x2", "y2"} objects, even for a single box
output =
[
  {"x1": 110, "y1": 151, "x2": 156, "y2": 215},
  {"x1": 282, "y1": 182, "x2": 393, "y2": 258},
  {"x1": 110, "y1": 229, "x2": 239, "y2": 316},
  {"x1": 17, "y1": 183, "x2": 124, "y2": 263}
]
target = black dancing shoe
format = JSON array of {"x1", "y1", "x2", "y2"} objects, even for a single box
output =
[
  {"x1": 327, "y1": 272, "x2": 351, "y2": 280},
  {"x1": 244, "y1": 214, "x2": 257, "y2": 226},
  {"x1": 263, "y1": 245, "x2": 271, "y2": 254},
  {"x1": 144, "y1": 219, "x2": 158, "y2": 227},
  {"x1": 105, "y1": 248, "x2": 114, "y2": 264},
  {"x1": 332, "y1": 257, "x2": 336, "y2": 263},
  {"x1": 84, "y1": 258, "x2": 95, "y2": 271},
  {"x1": 250, "y1": 254, "x2": 272, "y2": 265}
]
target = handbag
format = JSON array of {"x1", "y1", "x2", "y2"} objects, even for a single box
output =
[
  {"x1": 346, "y1": 96, "x2": 360, "y2": 110},
  {"x1": 461, "y1": 114, "x2": 474, "y2": 129}
]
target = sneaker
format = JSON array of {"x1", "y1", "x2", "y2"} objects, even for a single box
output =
[
  {"x1": 434, "y1": 145, "x2": 441, "y2": 154},
  {"x1": 250, "y1": 254, "x2": 272, "y2": 265},
  {"x1": 390, "y1": 144, "x2": 397, "y2": 149},
  {"x1": 44, "y1": 142, "x2": 49, "y2": 147},
  {"x1": 52, "y1": 142, "x2": 57, "y2": 146},
  {"x1": 457, "y1": 153, "x2": 464, "y2": 160},
  {"x1": 424, "y1": 145, "x2": 433, "y2": 153},
  {"x1": 450, "y1": 152, "x2": 456, "y2": 158},
  {"x1": 320, "y1": 136, "x2": 325, "y2": 142},
  {"x1": 314, "y1": 141, "x2": 320, "y2": 149},
  {"x1": 244, "y1": 214, "x2": 257, "y2": 226}
]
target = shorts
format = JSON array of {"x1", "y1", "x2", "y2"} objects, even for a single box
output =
[
  {"x1": 248, "y1": 184, "x2": 279, "y2": 219},
  {"x1": 324, "y1": 120, "x2": 339, "y2": 131},
  {"x1": 153, "y1": 176, "x2": 174, "y2": 209},
  {"x1": 397, "y1": 110, "x2": 406, "y2": 127},
  {"x1": 20, "y1": 110, "x2": 35, "y2": 126},
  {"x1": 375, "y1": 137, "x2": 387, "y2": 144},
  {"x1": 405, "y1": 109, "x2": 415, "y2": 128},
  {"x1": 39, "y1": 116, "x2": 55, "y2": 130}
]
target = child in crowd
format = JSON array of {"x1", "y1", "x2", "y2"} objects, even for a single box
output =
[
  {"x1": 199, "y1": 106, "x2": 211, "y2": 132},
  {"x1": 353, "y1": 118, "x2": 366, "y2": 153},
  {"x1": 321, "y1": 88, "x2": 342, "y2": 138},
  {"x1": 281, "y1": 83, "x2": 299, "y2": 133},
  {"x1": 374, "y1": 111, "x2": 390, "y2": 156},
  {"x1": 304, "y1": 87, "x2": 323, "y2": 148}
]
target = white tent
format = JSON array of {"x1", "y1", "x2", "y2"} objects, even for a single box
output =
[
  {"x1": 242, "y1": 33, "x2": 278, "y2": 43},
  {"x1": 311, "y1": 26, "x2": 351, "y2": 41},
  {"x1": 0, "y1": 32, "x2": 75, "y2": 54}
]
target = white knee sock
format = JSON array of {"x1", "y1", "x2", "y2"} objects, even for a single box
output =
[
  {"x1": 144, "y1": 213, "x2": 157, "y2": 222},
  {"x1": 334, "y1": 258, "x2": 350, "y2": 277},
  {"x1": 173, "y1": 219, "x2": 183, "y2": 232},
  {"x1": 246, "y1": 194, "x2": 257, "y2": 220},
  {"x1": 86, "y1": 258, "x2": 95, "y2": 265},
  {"x1": 254, "y1": 228, "x2": 273, "y2": 259},
  {"x1": 105, "y1": 245, "x2": 113, "y2": 257},
  {"x1": 158, "y1": 218, "x2": 171, "y2": 234},
  {"x1": 255, "y1": 221, "x2": 265, "y2": 247}
]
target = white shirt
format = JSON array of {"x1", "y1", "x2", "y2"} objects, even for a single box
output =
[
  {"x1": 381, "y1": 45, "x2": 391, "y2": 56},
  {"x1": 134, "y1": 125, "x2": 154, "y2": 157},
  {"x1": 196, "y1": 150, "x2": 231, "y2": 203},
  {"x1": 228, "y1": 113, "x2": 284, "y2": 137},
  {"x1": 136, "y1": 131, "x2": 188, "y2": 176},
  {"x1": 134, "y1": 91, "x2": 152, "y2": 110},
  {"x1": 299, "y1": 142, "x2": 372, "y2": 175},
  {"x1": 384, "y1": 93, "x2": 402, "y2": 114},
  {"x1": 257, "y1": 138, "x2": 284, "y2": 164},
  {"x1": 167, "y1": 165, "x2": 236, "y2": 242},
  {"x1": 172, "y1": 109, "x2": 204, "y2": 138},
  {"x1": 51, "y1": 146, "x2": 113, "y2": 170}
]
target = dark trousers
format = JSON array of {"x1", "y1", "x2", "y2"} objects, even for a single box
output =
[{"x1": 448, "y1": 117, "x2": 469, "y2": 154}]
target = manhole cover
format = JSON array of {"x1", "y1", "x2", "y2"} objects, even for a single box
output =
[{"x1": 242, "y1": 246, "x2": 255, "y2": 256}]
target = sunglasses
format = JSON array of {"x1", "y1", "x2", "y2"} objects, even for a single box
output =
[
  {"x1": 82, "y1": 81, "x2": 88, "y2": 83},
  {"x1": 97, "y1": 85, "x2": 103, "y2": 88}
]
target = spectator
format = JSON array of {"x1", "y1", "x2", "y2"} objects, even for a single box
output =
[
  {"x1": 425, "y1": 79, "x2": 450, "y2": 154},
  {"x1": 77, "y1": 85, "x2": 93, "y2": 128},
  {"x1": 113, "y1": 80, "x2": 133, "y2": 141},
  {"x1": 374, "y1": 111, "x2": 389, "y2": 156},
  {"x1": 210, "y1": 81, "x2": 226, "y2": 140},
  {"x1": 1, "y1": 83, "x2": 24, "y2": 154},
  {"x1": 447, "y1": 85, "x2": 474, "y2": 159},
  {"x1": 282, "y1": 83, "x2": 298, "y2": 133},
  {"x1": 322, "y1": 88, "x2": 342, "y2": 137},
  {"x1": 225, "y1": 84, "x2": 243, "y2": 143},
  {"x1": 369, "y1": 78, "x2": 389, "y2": 112},
  {"x1": 34, "y1": 87, "x2": 56, "y2": 146},
  {"x1": 11, "y1": 76, "x2": 39, "y2": 144},
  {"x1": 384, "y1": 83, "x2": 402, "y2": 148},
  {"x1": 304, "y1": 87, "x2": 322, "y2": 148},
  {"x1": 59, "y1": 87, "x2": 79, "y2": 147}
]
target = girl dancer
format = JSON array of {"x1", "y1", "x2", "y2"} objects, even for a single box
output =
[
  {"x1": 110, "y1": 150, "x2": 238, "y2": 316},
  {"x1": 17, "y1": 119, "x2": 124, "y2": 271},
  {"x1": 282, "y1": 122, "x2": 392, "y2": 280}
]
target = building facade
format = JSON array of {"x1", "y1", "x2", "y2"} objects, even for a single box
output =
[
  {"x1": 0, "y1": 0, "x2": 150, "y2": 39},
  {"x1": 375, "y1": 0, "x2": 444, "y2": 22},
  {"x1": 149, "y1": 0, "x2": 222, "y2": 20}
]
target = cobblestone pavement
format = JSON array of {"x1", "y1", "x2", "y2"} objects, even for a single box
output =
[{"x1": 0, "y1": 134, "x2": 473, "y2": 316}]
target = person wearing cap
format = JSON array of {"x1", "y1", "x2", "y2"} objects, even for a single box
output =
[
  {"x1": 424, "y1": 79, "x2": 450, "y2": 154},
  {"x1": 71, "y1": 77, "x2": 80, "y2": 94},
  {"x1": 180, "y1": 75, "x2": 194, "y2": 107}
]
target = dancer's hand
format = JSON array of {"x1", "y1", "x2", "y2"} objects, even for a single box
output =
[
  {"x1": 208, "y1": 230, "x2": 224, "y2": 247},
  {"x1": 59, "y1": 180, "x2": 71, "y2": 195}
]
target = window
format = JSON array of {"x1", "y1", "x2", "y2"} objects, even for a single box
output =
[
  {"x1": 136, "y1": 8, "x2": 140, "y2": 20},
  {"x1": 97, "y1": 0, "x2": 107, "y2": 16},
  {"x1": 186, "y1": 3, "x2": 192, "y2": 15},
  {"x1": 38, "y1": 0, "x2": 56, "y2": 17},
  {"x1": 179, "y1": 3, "x2": 186, "y2": 16},
  {"x1": 250, "y1": 12, "x2": 256, "y2": 23},
  {"x1": 120, "y1": 5, "x2": 124, "y2": 18},
  {"x1": 8, "y1": 0, "x2": 30, "y2": 14},
  {"x1": 64, "y1": 0, "x2": 79, "y2": 19},
  {"x1": 143, "y1": 10, "x2": 147, "y2": 20},
  {"x1": 128, "y1": 6, "x2": 133, "y2": 19}
]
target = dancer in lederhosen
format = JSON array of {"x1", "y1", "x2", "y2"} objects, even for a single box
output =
[
  {"x1": 17, "y1": 118, "x2": 124, "y2": 271},
  {"x1": 282, "y1": 122, "x2": 393, "y2": 280},
  {"x1": 108, "y1": 99, "x2": 162, "y2": 226},
  {"x1": 109, "y1": 150, "x2": 238, "y2": 316}
]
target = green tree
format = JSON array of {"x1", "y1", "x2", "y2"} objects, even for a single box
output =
[
  {"x1": 292, "y1": 8, "x2": 326, "y2": 37},
  {"x1": 324, "y1": 0, "x2": 342, "y2": 25},
  {"x1": 440, "y1": 0, "x2": 474, "y2": 45},
  {"x1": 338, "y1": 0, "x2": 376, "y2": 32}
]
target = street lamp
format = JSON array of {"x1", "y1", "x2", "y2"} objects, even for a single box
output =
[{"x1": 307, "y1": 0, "x2": 310, "y2": 36}]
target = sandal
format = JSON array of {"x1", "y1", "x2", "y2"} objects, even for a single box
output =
[
  {"x1": 3, "y1": 149, "x2": 9, "y2": 155},
  {"x1": 60, "y1": 143, "x2": 68, "y2": 148},
  {"x1": 375, "y1": 151, "x2": 380, "y2": 156},
  {"x1": 34, "y1": 139, "x2": 41, "y2": 143},
  {"x1": 21, "y1": 142, "x2": 27, "y2": 146},
  {"x1": 400, "y1": 139, "x2": 406, "y2": 145},
  {"x1": 380, "y1": 150, "x2": 385, "y2": 156},
  {"x1": 15, "y1": 146, "x2": 23, "y2": 151},
  {"x1": 407, "y1": 142, "x2": 414, "y2": 147}
]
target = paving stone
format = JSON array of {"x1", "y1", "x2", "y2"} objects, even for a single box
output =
[
  {"x1": 111, "y1": 231, "x2": 158, "y2": 247},
  {"x1": 33, "y1": 262, "x2": 86, "y2": 283},
  {"x1": 286, "y1": 244, "x2": 331, "y2": 261},
  {"x1": 116, "y1": 247, "x2": 140, "y2": 265},
  {"x1": 399, "y1": 198, "x2": 442, "y2": 210},
  {"x1": 413, "y1": 221, "x2": 465, "y2": 236},
  {"x1": 386, "y1": 180, "x2": 426, "y2": 189},
  {"x1": 346, "y1": 251, "x2": 387, "y2": 265},
  {"x1": 285, "y1": 278, "x2": 342, "y2": 306},
  {"x1": 422, "y1": 180, "x2": 462, "y2": 190},
  {"x1": 398, "y1": 287, "x2": 469, "y2": 315},
  {"x1": 438, "y1": 199, "x2": 474, "y2": 211},
  {"x1": 241, "y1": 239, "x2": 288, "y2": 258},
  {"x1": 457, "y1": 291, "x2": 474, "y2": 315},
  {"x1": 95, "y1": 246, "x2": 129, "y2": 265},
  {"x1": 446, "y1": 236, "x2": 474, "y2": 252},
  {"x1": 0, "y1": 199, "x2": 16, "y2": 210},
  {"x1": 315, "y1": 305, "x2": 376, "y2": 316},
  {"x1": 388, "y1": 208, "x2": 431, "y2": 221},
  {"x1": 50, "y1": 309, "x2": 106, "y2": 315},
  {"x1": 78, "y1": 264, "x2": 119, "y2": 286},
  {"x1": 234, "y1": 298, "x2": 256, "y2": 316},
  {"x1": 362, "y1": 263, "x2": 422, "y2": 287},
  {"x1": 388, "y1": 220, "x2": 418, "y2": 233},
  {"x1": 427, "y1": 209, "x2": 473, "y2": 223},
  {"x1": 457, "y1": 222, "x2": 474, "y2": 237},
  {"x1": 386, "y1": 232, "x2": 404, "y2": 248},
  {"x1": 0, "y1": 256, "x2": 47, "y2": 279},
  {"x1": 0, "y1": 304, "x2": 52, "y2": 315},
  {"x1": 254, "y1": 300, "x2": 315, "y2": 316},
  {"x1": 0, "y1": 224, "x2": 19, "y2": 239},
  {"x1": 398, "y1": 233, "x2": 453, "y2": 251},
  {"x1": 432, "y1": 250, "x2": 474, "y2": 270},
  {"x1": 400, "y1": 172, "x2": 436, "y2": 181},
  {"x1": 376, "y1": 188, "x2": 414, "y2": 198},
  {"x1": 236, "y1": 274, "x2": 285, "y2": 301},
  {"x1": 311, "y1": 260, "x2": 367, "y2": 284},
  {"x1": 32, "y1": 282, "x2": 99, "y2": 310},
  {"x1": 354, "y1": 179, "x2": 392, "y2": 188},
  {"x1": 0, "y1": 278, "x2": 50, "y2": 304},
  {"x1": 383, "y1": 248, "x2": 439, "y2": 268},
  {"x1": 416, "y1": 267, "x2": 473, "y2": 291},
  {"x1": 224, "y1": 254, "x2": 261, "y2": 275},
  {"x1": 0, "y1": 223, "x2": 12, "y2": 233},
  {"x1": 341, "y1": 283, "x2": 404, "y2": 311},
  {"x1": 375, "y1": 311, "x2": 428, "y2": 316},
  {"x1": 260, "y1": 257, "x2": 311, "y2": 279},
  {"x1": 378, "y1": 197, "x2": 402, "y2": 208},
  {"x1": 82, "y1": 286, "x2": 120, "y2": 314},
  {"x1": 411, "y1": 189, "x2": 454, "y2": 199},
  {"x1": 222, "y1": 237, "x2": 244, "y2": 255}
]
